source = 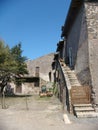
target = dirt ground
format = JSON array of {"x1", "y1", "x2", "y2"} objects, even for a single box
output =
[{"x1": 0, "y1": 94, "x2": 98, "y2": 130}]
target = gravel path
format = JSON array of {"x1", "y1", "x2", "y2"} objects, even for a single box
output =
[{"x1": 0, "y1": 95, "x2": 98, "y2": 130}]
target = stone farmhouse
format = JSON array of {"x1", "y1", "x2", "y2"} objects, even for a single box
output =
[
  {"x1": 9, "y1": 53, "x2": 54, "y2": 95},
  {"x1": 52, "y1": 0, "x2": 98, "y2": 117}
]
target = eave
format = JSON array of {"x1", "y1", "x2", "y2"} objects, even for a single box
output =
[
  {"x1": 61, "y1": 0, "x2": 98, "y2": 38},
  {"x1": 61, "y1": 0, "x2": 83, "y2": 37}
]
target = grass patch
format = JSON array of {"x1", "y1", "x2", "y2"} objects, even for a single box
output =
[{"x1": 36, "y1": 96, "x2": 52, "y2": 101}]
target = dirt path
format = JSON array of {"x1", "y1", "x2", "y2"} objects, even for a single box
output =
[{"x1": 0, "y1": 95, "x2": 98, "y2": 130}]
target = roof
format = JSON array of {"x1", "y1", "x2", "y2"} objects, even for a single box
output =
[
  {"x1": 61, "y1": 0, "x2": 83, "y2": 37},
  {"x1": 16, "y1": 76, "x2": 39, "y2": 82},
  {"x1": 61, "y1": 0, "x2": 98, "y2": 37}
]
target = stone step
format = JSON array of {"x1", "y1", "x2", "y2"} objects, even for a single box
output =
[
  {"x1": 73, "y1": 104, "x2": 92, "y2": 107},
  {"x1": 74, "y1": 107, "x2": 94, "y2": 112},
  {"x1": 68, "y1": 76, "x2": 77, "y2": 79},
  {"x1": 67, "y1": 75, "x2": 77, "y2": 78},
  {"x1": 63, "y1": 65, "x2": 81, "y2": 88},
  {"x1": 73, "y1": 103, "x2": 98, "y2": 118},
  {"x1": 67, "y1": 73, "x2": 75, "y2": 76},
  {"x1": 69, "y1": 78, "x2": 79, "y2": 80},
  {"x1": 76, "y1": 111, "x2": 98, "y2": 118},
  {"x1": 69, "y1": 79, "x2": 79, "y2": 83},
  {"x1": 67, "y1": 72, "x2": 75, "y2": 74},
  {"x1": 70, "y1": 79, "x2": 79, "y2": 82},
  {"x1": 71, "y1": 83, "x2": 80, "y2": 86},
  {"x1": 64, "y1": 68, "x2": 70, "y2": 70},
  {"x1": 67, "y1": 71, "x2": 75, "y2": 73},
  {"x1": 70, "y1": 81, "x2": 80, "y2": 84},
  {"x1": 71, "y1": 83, "x2": 81, "y2": 86},
  {"x1": 68, "y1": 77, "x2": 77, "y2": 79},
  {"x1": 66, "y1": 70, "x2": 75, "y2": 72}
]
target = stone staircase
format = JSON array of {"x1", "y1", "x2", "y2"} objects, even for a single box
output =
[
  {"x1": 59, "y1": 61, "x2": 98, "y2": 117},
  {"x1": 71, "y1": 85, "x2": 98, "y2": 118},
  {"x1": 61, "y1": 64, "x2": 81, "y2": 89},
  {"x1": 73, "y1": 104, "x2": 98, "y2": 118}
]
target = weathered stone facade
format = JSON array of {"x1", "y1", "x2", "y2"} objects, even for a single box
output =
[
  {"x1": 85, "y1": 2, "x2": 98, "y2": 104},
  {"x1": 53, "y1": 0, "x2": 98, "y2": 112},
  {"x1": 65, "y1": 1, "x2": 98, "y2": 104}
]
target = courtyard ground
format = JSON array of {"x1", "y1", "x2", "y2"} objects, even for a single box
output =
[{"x1": 0, "y1": 94, "x2": 98, "y2": 130}]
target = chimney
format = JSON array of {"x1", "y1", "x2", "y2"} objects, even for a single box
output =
[{"x1": 35, "y1": 66, "x2": 39, "y2": 77}]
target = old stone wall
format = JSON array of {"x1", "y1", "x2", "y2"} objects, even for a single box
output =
[
  {"x1": 26, "y1": 53, "x2": 54, "y2": 82},
  {"x1": 75, "y1": 5, "x2": 90, "y2": 85},
  {"x1": 66, "y1": 6, "x2": 83, "y2": 67},
  {"x1": 66, "y1": 5, "x2": 90, "y2": 85},
  {"x1": 22, "y1": 83, "x2": 40, "y2": 94},
  {"x1": 85, "y1": 2, "x2": 98, "y2": 104}
]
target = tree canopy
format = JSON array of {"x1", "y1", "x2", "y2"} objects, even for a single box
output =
[{"x1": 0, "y1": 40, "x2": 28, "y2": 83}]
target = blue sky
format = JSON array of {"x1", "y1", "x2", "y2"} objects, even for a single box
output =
[{"x1": 0, "y1": 0, "x2": 71, "y2": 60}]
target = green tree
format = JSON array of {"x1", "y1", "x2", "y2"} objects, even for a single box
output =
[
  {"x1": 0, "y1": 41, "x2": 28, "y2": 108},
  {"x1": 0, "y1": 41, "x2": 28, "y2": 80},
  {"x1": 10, "y1": 43, "x2": 28, "y2": 76}
]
